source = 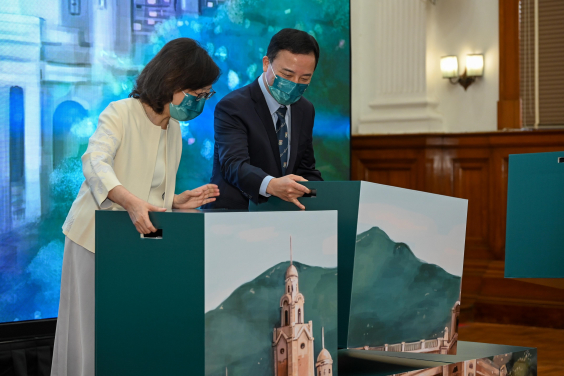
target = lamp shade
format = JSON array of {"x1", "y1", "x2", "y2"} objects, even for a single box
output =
[
  {"x1": 440, "y1": 56, "x2": 459, "y2": 78},
  {"x1": 466, "y1": 54, "x2": 484, "y2": 77}
]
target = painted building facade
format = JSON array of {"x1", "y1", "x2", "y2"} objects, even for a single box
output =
[{"x1": 355, "y1": 300, "x2": 461, "y2": 355}]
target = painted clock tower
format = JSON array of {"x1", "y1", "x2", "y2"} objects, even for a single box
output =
[{"x1": 272, "y1": 238, "x2": 315, "y2": 376}]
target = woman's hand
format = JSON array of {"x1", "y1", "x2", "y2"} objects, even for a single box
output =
[
  {"x1": 173, "y1": 184, "x2": 220, "y2": 209},
  {"x1": 126, "y1": 197, "x2": 167, "y2": 234},
  {"x1": 108, "y1": 185, "x2": 166, "y2": 234}
]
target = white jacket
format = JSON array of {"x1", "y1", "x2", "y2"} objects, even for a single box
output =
[{"x1": 63, "y1": 98, "x2": 182, "y2": 252}]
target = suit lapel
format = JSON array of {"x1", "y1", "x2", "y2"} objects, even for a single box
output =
[
  {"x1": 286, "y1": 101, "x2": 302, "y2": 174},
  {"x1": 250, "y1": 79, "x2": 283, "y2": 176}
]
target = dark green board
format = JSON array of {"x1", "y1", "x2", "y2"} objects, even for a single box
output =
[
  {"x1": 95, "y1": 210, "x2": 205, "y2": 376},
  {"x1": 249, "y1": 181, "x2": 361, "y2": 349},
  {"x1": 505, "y1": 151, "x2": 564, "y2": 278}
]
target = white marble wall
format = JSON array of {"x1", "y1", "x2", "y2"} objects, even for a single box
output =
[
  {"x1": 352, "y1": 0, "x2": 442, "y2": 134},
  {"x1": 351, "y1": 0, "x2": 499, "y2": 134},
  {"x1": 426, "y1": 0, "x2": 499, "y2": 133}
]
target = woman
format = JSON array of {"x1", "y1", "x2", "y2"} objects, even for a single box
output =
[{"x1": 51, "y1": 38, "x2": 221, "y2": 376}]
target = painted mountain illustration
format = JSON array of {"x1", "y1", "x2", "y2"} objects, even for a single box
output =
[
  {"x1": 205, "y1": 261, "x2": 337, "y2": 376},
  {"x1": 348, "y1": 226, "x2": 461, "y2": 348}
]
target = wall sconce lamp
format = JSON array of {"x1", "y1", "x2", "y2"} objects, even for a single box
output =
[{"x1": 440, "y1": 54, "x2": 484, "y2": 90}]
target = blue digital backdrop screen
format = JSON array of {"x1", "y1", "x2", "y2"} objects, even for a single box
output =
[{"x1": 0, "y1": 1, "x2": 350, "y2": 324}]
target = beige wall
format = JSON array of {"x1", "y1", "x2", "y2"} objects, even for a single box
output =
[
  {"x1": 351, "y1": 0, "x2": 499, "y2": 134},
  {"x1": 426, "y1": 0, "x2": 499, "y2": 133}
]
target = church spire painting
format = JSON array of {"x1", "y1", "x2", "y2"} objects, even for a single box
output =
[{"x1": 204, "y1": 211, "x2": 338, "y2": 375}]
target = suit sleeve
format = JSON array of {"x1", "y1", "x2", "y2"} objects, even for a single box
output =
[
  {"x1": 81, "y1": 102, "x2": 123, "y2": 208},
  {"x1": 214, "y1": 98, "x2": 269, "y2": 203},
  {"x1": 295, "y1": 107, "x2": 323, "y2": 181}
]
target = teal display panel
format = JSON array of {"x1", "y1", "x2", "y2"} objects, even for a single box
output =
[
  {"x1": 95, "y1": 210, "x2": 205, "y2": 376},
  {"x1": 250, "y1": 181, "x2": 361, "y2": 350},
  {"x1": 505, "y1": 151, "x2": 564, "y2": 278}
]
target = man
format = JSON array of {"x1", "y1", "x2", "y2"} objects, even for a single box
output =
[{"x1": 204, "y1": 28, "x2": 323, "y2": 210}]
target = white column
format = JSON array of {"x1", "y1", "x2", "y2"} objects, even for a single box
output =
[
  {"x1": 352, "y1": 0, "x2": 443, "y2": 134},
  {"x1": 0, "y1": 14, "x2": 43, "y2": 225},
  {"x1": 24, "y1": 80, "x2": 42, "y2": 222},
  {"x1": 0, "y1": 86, "x2": 11, "y2": 233}
]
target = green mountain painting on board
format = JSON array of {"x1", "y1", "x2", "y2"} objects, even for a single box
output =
[
  {"x1": 204, "y1": 211, "x2": 339, "y2": 376},
  {"x1": 205, "y1": 261, "x2": 337, "y2": 376},
  {"x1": 349, "y1": 226, "x2": 461, "y2": 351},
  {"x1": 348, "y1": 181, "x2": 468, "y2": 355}
]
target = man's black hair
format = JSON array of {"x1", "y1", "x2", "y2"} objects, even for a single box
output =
[{"x1": 266, "y1": 28, "x2": 320, "y2": 69}]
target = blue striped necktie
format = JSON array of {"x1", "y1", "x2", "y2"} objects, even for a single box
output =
[{"x1": 275, "y1": 105, "x2": 288, "y2": 175}]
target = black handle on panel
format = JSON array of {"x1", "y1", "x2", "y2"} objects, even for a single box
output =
[
  {"x1": 558, "y1": 157, "x2": 564, "y2": 163},
  {"x1": 302, "y1": 189, "x2": 317, "y2": 198},
  {"x1": 142, "y1": 229, "x2": 163, "y2": 239}
]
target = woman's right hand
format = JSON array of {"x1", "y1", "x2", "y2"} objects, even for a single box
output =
[
  {"x1": 108, "y1": 185, "x2": 166, "y2": 234},
  {"x1": 125, "y1": 197, "x2": 167, "y2": 234}
]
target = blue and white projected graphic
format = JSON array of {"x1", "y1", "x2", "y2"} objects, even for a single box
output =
[{"x1": 0, "y1": 1, "x2": 350, "y2": 323}]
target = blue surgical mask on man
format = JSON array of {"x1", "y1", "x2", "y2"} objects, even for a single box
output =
[
  {"x1": 169, "y1": 91, "x2": 205, "y2": 121},
  {"x1": 267, "y1": 62, "x2": 309, "y2": 106}
]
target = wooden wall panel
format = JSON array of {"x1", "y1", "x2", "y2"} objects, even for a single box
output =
[
  {"x1": 351, "y1": 130, "x2": 564, "y2": 328},
  {"x1": 361, "y1": 159, "x2": 418, "y2": 190},
  {"x1": 351, "y1": 148, "x2": 425, "y2": 191},
  {"x1": 452, "y1": 157, "x2": 490, "y2": 257},
  {"x1": 424, "y1": 151, "x2": 444, "y2": 195}
]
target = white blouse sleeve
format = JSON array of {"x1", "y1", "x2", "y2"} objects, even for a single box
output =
[{"x1": 81, "y1": 102, "x2": 124, "y2": 208}]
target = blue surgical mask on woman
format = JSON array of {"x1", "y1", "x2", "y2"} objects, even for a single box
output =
[
  {"x1": 267, "y1": 62, "x2": 309, "y2": 106},
  {"x1": 169, "y1": 91, "x2": 205, "y2": 121}
]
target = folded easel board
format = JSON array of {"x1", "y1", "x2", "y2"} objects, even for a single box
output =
[
  {"x1": 250, "y1": 181, "x2": 468, "y2": 355},
  {"x1": 338, "y1": 341, "x2": 537, "y2": 376},
  {"x1": 344, "y1": 341, "x2": 533, "y2": 362},
  {"x1": 338, "y1": 351, "x2": 450, "y2": 376},
  {"x1": 251, "y1": 181, "x2": 361, "y2": 350},
  {"x1": 95, "y1": 210, "x2": 339, "y2": 376},
  {"x1": 505, "y1": 151, "x2": 564, "y2": 278}
]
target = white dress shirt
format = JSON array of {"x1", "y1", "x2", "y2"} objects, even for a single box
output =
[{"x1": 258, "y1": 73, "x2": 292, "y2": 197}]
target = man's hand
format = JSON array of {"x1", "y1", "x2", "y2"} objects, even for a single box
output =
[
  {"x1": 266, "y1": 175, "x2": 310, "y2": 210},
  {"x1": 173, "y1": 184, "x2": 220, "y2": 209}
]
